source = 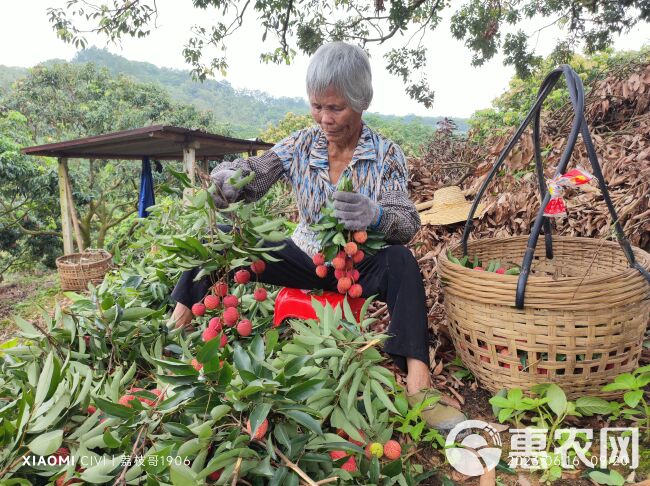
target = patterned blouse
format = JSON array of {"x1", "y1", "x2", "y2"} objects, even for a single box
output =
[{"x1": 217, "y1": 122, "x2": 421, "y2": 257}]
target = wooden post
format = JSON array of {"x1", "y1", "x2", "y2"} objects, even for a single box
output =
[
  {"x1": 63, "y1": 165, "x2": 85, "y2": 252},
  {"x1": 57, "y1": 158, "x2": 74, "y2": 255},
  {"x1": 182, "y1": 141, "x2": 200, "y2": 201}
]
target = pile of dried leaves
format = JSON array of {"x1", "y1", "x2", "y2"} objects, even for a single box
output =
[{"x1": 391, "y1": 59, "x2": 650, "y2": 390}]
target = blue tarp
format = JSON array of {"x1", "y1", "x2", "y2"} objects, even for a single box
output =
[{"x1": 138, "y1": 156, "x2": 155, "y2": 218}]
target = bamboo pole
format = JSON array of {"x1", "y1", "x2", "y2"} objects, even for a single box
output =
[
  {"x1": 63, "y1": 161, "x2": 85, "y2": 252},
  {"x1": 57, "y1": 158, "x2": 74, "y2": 255}
]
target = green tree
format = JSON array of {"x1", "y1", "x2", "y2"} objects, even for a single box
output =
[
  {"x1": 47, "y1": 1, "x2": 649, "y2": 107},
  {"x1": 259, "y1": 112, "x2": 313, "y2": 143},
  {"x1": 0, "y1": 110, "x2": 60, "y2": 275},
  {"x1": 468, "y1": 47, "x2": 650, "y2": 141},
  {"x1": 2, "y1": 62, "x2": 226, "y2": 261}
]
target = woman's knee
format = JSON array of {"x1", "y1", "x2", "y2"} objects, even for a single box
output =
[{"x1": 383, "y1": 244, "x2": 417, "y2": 267}]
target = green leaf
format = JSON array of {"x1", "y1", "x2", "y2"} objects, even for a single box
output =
[
  {"x1": 623, "y1": 390, "x2": 643, "y2": 408},
  {"x1": 333, "y1": 233, "x2": 346, "y2": 246},
  {"x1": 382, "y1": 458, "x2": 403, "y2": 477},
  {"x1": 282, "y1": 410, "x2": 322, "y2": 436},
  {"x1": 197, "y1": 335, "x2": 223, "y2": 364},
  {"x1": 27, "y1": 429, "x2": 63, "y2": 455},
  {"x1": 93, "y1": 396, "x2": 137, "y2": 419},
  {"x1": 587, "y1": 469, "x2": 625, "y2": 486},
  {"x1": 575, "y1": 396, "x2": 612, "y2": 416},
  {"x1": 370, "y1": 380, "x2": 399, "y2": 414},
  {"x1": 287, "y1": 379, "x2": 325, "y2": 402},
  {"x1": 121, "y1": 307, "x2": 155, "y2": 321},
  {"x1": 545, "y1": 384, "x2": 567, "y2": 416},
  {"x1": 34, "y1": 352, "x2": 54, "y2": 407},
  {"x1": 14, "y1": 316, "x2": 40, "y2": 338},
  {"x1": 250, "y1": 403, "x2": 272, "y2": 438},
  {"x1": 284, "y1": 355, "x2": 311, "y2": 376},
  {"x1": 170, "y1": 462, "x2": 198, "y2": 485}
]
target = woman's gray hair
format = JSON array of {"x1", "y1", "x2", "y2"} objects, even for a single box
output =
[{"x1": 306, "y1": 42, "x2": 373, "y2": 113}]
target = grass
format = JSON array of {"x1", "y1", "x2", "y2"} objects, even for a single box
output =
[{"x1": 0, "y1": 270, "x2": 61, "y2": 340}]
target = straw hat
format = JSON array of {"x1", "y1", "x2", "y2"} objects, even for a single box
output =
[{"x1": 419, "y1": 186, "x2": 485, "y2": 226}]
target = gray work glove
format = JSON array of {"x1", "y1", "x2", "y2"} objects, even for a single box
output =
[
  {"x1": 210, "y1": 169, "x2": 242, "y2": 209},
  {"x1": 333, "y1": 191, "x2": 381, "y2": 230}
]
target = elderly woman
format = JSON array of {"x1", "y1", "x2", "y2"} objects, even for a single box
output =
[{"x1": 170, "y1": 42, "x2": 465, "y2": 432}]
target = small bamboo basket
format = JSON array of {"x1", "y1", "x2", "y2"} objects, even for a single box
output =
[
  {"x1": 55, "y1": 249, "x2": 112, "y2": 291},
  {"x1": 438, "y1": 236, "x2": 650, "y2": 398}
]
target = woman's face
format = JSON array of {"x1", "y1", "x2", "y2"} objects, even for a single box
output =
[{"x1": 309, "y1": 86, "x2": 363, "y2": 145}]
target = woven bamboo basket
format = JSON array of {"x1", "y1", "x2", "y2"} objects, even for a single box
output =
[
  {"x1": 438, "y1": 236, "x2": 650, "y2": 398},
  {"x1": 55, "y1": 249, "x2": 112, "y2": 291},
  {"x1": 437, "y1": 65, "x2": 650, "y2": 398}
]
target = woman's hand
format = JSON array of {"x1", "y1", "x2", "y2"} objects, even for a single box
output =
[
  {"x1": 210, "y1": 169, "x2": 242, "y2": 208},
  {"x1": 333, "y1": 191, "x2": 381, "y2": 230}
]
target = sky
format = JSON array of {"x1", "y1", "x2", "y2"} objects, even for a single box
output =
[{"x1": 1, "y1": 1, "x2": 648, "y2": 118}]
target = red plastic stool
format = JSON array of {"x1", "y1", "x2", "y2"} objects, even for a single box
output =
[{"x1": 273, "y1": 288, "x2": 365, "y2": 327}]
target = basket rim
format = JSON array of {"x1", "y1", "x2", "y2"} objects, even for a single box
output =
[
  {"x1": 441, "y1": 235, "x2": 650, "y2": 285},
  {"x1": 55, "y1": 249, "x2": 113, "y2": 266}
]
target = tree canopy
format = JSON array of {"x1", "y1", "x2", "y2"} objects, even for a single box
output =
[{"x1": 47, "y1": 1, "x2": 649, "y2": 107}]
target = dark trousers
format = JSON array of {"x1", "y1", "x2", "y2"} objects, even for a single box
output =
[{"x1": 171, "y1": 229, "x2": 431, "y2": 373}]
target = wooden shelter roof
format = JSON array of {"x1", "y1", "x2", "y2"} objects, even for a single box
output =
[{"x1": 21, "y1": 125, "x2": 273, "y2": 160}]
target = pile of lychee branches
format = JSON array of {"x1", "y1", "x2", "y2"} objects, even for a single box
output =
[{"x1": 0, "y1": 179, "x2": 438, "y2": 485}]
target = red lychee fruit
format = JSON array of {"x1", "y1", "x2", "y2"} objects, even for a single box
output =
[
  {"x1": 192, "y1": 358, "x2": 203, "y2": 371},
  {"x1": 237, "y1": 319, "x2": 252, "y2": 337},
  {"x1": 348, "y1": 430, "x2": 366, "y2": 447},
  {"x1": 250, "y1": 260, "x2": 266, "y2": 274},
  {"x1": 223, "y1": 294, "x2": 239, "y2": 308},
  {"x1": 214, "y1": 282, "x2": 229, "y2": 297},
  {"x1": 315, "y1": 265, "x2": 328, "y2": 278},
  {"x1": 344, "y1": 242, "x2": 358, "y2": 256},
  {"x1": 348, "y1": 284, "x2": 363, "y2": 298},
  {"x1": 208, "y1": 317, "x2": 222, "y2": 332},
  {"x1": 234, "y1": 269, "x2": 251, "y2": 284},
  {"x1": 55, "y1": 473, "x2": 82, "y2": 486},
  {"x1": 383, "y1": 440, "x2": 402, "y2": 460},
  {"x1": 202, "y1": 327, "x2": 219, "y2": 342},
  {"x1": 119, "y1": 395, "x2": 137, "y2": 407},
  {"x1": 332, "y1": 257, "x2": 346, "y2": 270},
  {"x1": 52, "y1": 447, "x2": 69, "y2": 465},
  {"x1": 253, "y1": 288, "x2": 268, "y2": 301},
  {"x1": 352, "y1": 250, "x2": 365, "y2": 264},
  {"x1": 223, "y1": 307, "x2": 239, "y2": 326},
  {"x1": 191, "y1": 303, "x2": 206, "y2": 317},
  {"x1": 246, "y1": 418, "x2": 269, "y2": 440},
  {"x1": 334, "y1": 268, "x2": 346, "y2": 279},
  {"x1": 341, "y1": 456, "x2": 358, "y2": 472},
  {"x1": 474, "y1": 266, "x2": 485, "y2": 271},
  {"x1": 204, "y1": 295, "x2": 220, "y2": 310},
  {"x1": 87, "y1": 405, "x2": 96, "y2": 414},
  {"x1": 337, "y1": 277, "x2": 352, "y2": 293},
  {"x1": 208, "y1": 470, "x2": 222, "y2": 481},
  {"x1": 347, "y1": 269, "x2": 360, "y2": 282},
  {"x1": 220, "y1": 333, "x2": 228, "y2": 348},
  {"x1": 329, "y1": 450, "x2": 348, "y2": 461},
  {"x1": 312, "y1": 252, "x2": 326, "y2": 266},
  {"x1": 353, "y1": 230, "x2": 368, "y2": 244},
  {"x1": 495, "y1": 267, "x2": 506, "y2": 274}
]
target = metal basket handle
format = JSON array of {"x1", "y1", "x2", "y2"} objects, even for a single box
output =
[{"x1": 460, "y1": 64, "x2": 650, "y2": 309}]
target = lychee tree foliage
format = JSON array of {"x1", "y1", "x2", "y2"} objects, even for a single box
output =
[{"x1": 0, "y1": 174, "x2": 434, "y2": 484}]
